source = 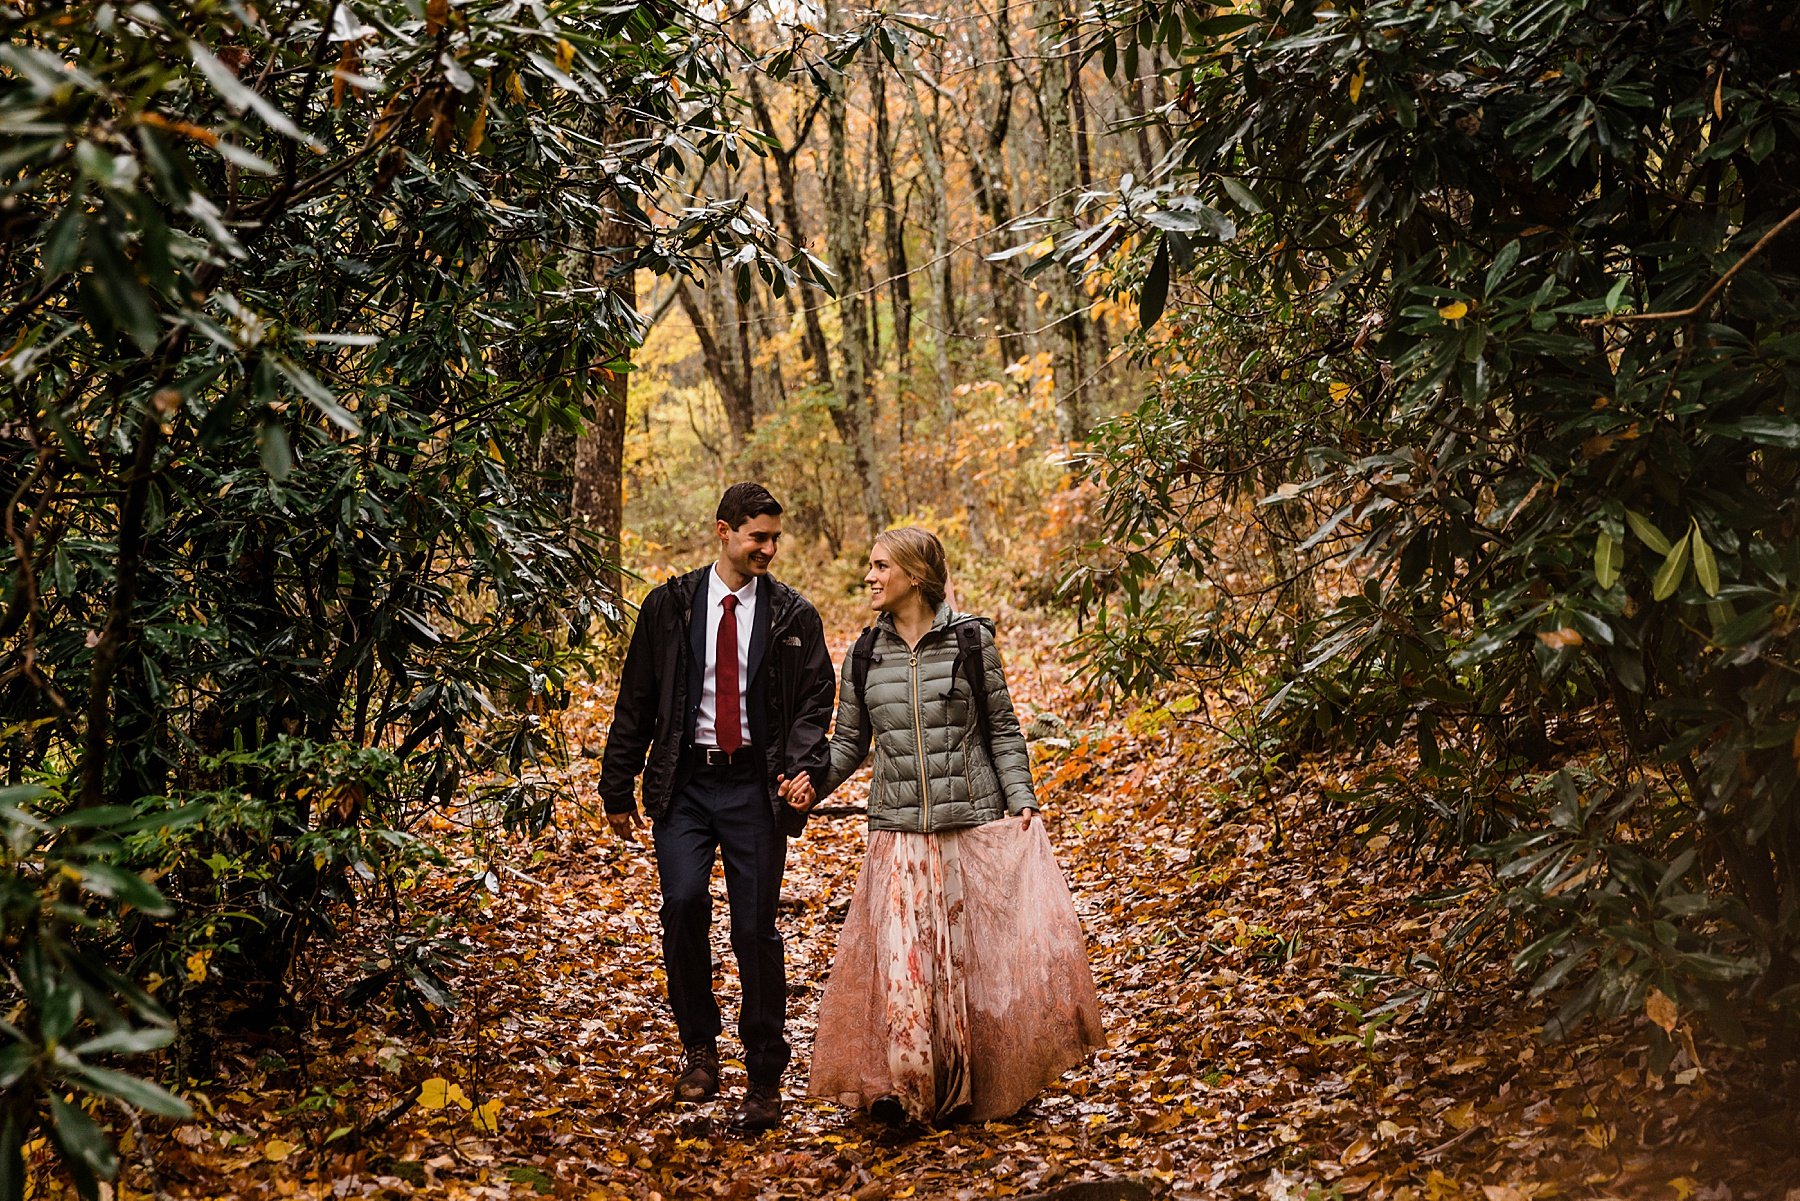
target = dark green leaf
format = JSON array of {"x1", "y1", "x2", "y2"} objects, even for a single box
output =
[
  {"x1": 1690, "y1": 523, "x2": 1719, "y2": 596},
  {"x1": 1139, "y1": 236, "x2": 1169, "y2": 332},
  {"x1": 62, "y1": 1064, "x2": 191, "y2": 1119},
  {"x1": 1626, "y1": 510, "x2": 1672, "y2": 556},
  {"x1": 259, "y1": 416, "x2": 293, "y2": 481},
  {"x1": 1652, "y1": 533, "x2": 1690, "y2": 601},
  {"x1": 48, "y1": 1093, "x2": 117, "y2": 1190}
]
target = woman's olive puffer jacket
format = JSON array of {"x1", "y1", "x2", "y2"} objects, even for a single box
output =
[{"x1": 820, "y1": 604, "x2": 1037, "y2": 832}]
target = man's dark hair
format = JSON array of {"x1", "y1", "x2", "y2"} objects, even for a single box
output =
[{"x1": 716, "y1": 482, "x2": 783, "y2": 529}]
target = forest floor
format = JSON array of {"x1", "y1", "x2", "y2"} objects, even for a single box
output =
[{"x1": 115, "y1": 618, "x2": 1799, "y2": 1201}]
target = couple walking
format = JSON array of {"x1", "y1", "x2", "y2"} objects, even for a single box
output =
[{"x1": 598, "y1": 483, "x2": 1103, "y2": 1131}]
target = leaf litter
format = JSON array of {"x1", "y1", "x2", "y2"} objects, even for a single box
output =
[{"x1": 51, "y1": 617, "x2": 1799, "y2": 1200}]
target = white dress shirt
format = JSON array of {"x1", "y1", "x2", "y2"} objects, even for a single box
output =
[{"x1": 694, "y1": 565, "x2": 756, "y2": 748}]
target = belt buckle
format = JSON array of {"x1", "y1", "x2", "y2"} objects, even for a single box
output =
[{"x1": 705, "y1": 747, "x2": 729, "y2": 766}]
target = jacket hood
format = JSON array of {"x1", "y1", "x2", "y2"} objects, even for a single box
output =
[{"x1": 874, "y1": 602, "x2": 991, "y2": 637}]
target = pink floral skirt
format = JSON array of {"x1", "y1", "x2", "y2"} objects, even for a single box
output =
[{"x1": 808, "y1": 818, "x2": 1105, "y2": 1122}]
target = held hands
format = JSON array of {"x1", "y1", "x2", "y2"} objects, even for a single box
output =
[
  {"x1": 606, "y1": 810, "x2": 644, "y2": 844},
  {"x1": 778, "y1": 773, "x2": 817, "y2": 812}
]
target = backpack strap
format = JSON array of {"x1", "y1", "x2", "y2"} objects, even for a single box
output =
[
  {"x1": 850, "y1": 626, "x2": 880, "y2": 744},
  {"x1": 952, "y1": 621, "x2": 991, "y2": 747}
]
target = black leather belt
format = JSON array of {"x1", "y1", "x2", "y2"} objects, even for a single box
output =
[{"x1": 688, "y1": 745, "x2": 756, "y2": 768}]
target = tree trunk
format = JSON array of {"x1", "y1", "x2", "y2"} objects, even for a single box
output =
[
  {"x1": 571, "y1": 171, "x2": 636, "y2": 595},
  {"x1": 900, "y1": 48, "x2": 986, "y2": 551},
  {"x1": 824, "y1": 0, "x2": 886, "y2": 533},
  {"x1": 899, "y1": 49, "x2": 955, "y2": 412},
  {"x1": 963, "y1": 5, "x2": 1026, "y2": 367},
  {"x1": 747, "y1": 75, "x2": 833, "y2": 387},
  {"x1": 676, "y1": 282, "x2": 754, "y2": 444},
  {"x1": 1033, "y1": 0, "x2": 1091, "y2": 442},
  {"x1": 871, "y1": 61, "x2": 913, "y2": 376}
]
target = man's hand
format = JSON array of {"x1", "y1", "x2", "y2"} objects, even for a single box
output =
[
  {"x1": 778, "y1": 773, "x2": 817, "y2": 812},
  {"x1": 606, "y1": 810, "x2": 644, "y2": 843},
  {"x1": 1019, "y1": 807, "x2": 1039, "y2": 829}
]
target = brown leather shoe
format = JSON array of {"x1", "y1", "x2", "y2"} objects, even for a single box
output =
[
  {"x1": 673, "y1": 1043, "x2": 719, "y2": 1102},
  {"x1": 731, "y1": 1082, "x2": 782, "y2": 1130}
]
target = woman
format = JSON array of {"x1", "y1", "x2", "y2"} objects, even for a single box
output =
[{"x1": 802, "y1": 526, "x2": 1104, "y2": 1124}]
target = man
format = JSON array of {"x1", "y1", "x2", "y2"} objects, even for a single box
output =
[{"x1": 598, "y1": 483, "x2": 836, "y2": 1130}]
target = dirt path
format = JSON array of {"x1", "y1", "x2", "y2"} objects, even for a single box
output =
[{"x1": 130, "y1": 621, "x2": 1796, "y2": 1200}]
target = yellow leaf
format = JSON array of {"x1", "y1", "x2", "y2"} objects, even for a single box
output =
[
  {"x1": 505, "y1": 71, "x2": 526, "y2": 103},
  {"x1": 448, "y1": 1082, "x2": 471, "y2": 1110},
  {"x1": 1443, "y1": 1099, "x2": 1477, "y2": 1131},
  {"x1": 1438, "y1": 300, "x2": 1469, "y2": 321},
  {"x1": 1424, "y1": 1169, "x2": 1461, "y2": 1201},
  {"x1": 556, "y1": 38, "x2": 575, "y2": 71},
  {"x1": 417, "y1": 1077, "x2": 452, "y2": 1110},
  {"x1": 1646, "y1": 988, "x2": 1678, "y2": 1033},
  {"x1": 1671, "y1": 1176, "x2": 1698, "y2": 1201},
  {"x1": 1145, "y1": 1110, "x2": 1183, "y2": 1134},
  {"x1": 465, "y1": 81, "x2": 490, "y2": 153},
  {"x1": 1349, "y1": 61, "x2": 1367, "y2": 103},
  {"x1": 264, "y1": 1138, "x2": 296, "y2": 1162},
  {"x1": 471, "y1": 1098, "x2": 502, "y2": 1133},
  {"x1": 184, "y1": 949, "x2": 211, "y2": 984},
  {"x1": 1329, "y1": 380, "x2": 1355, "y2": 402}
]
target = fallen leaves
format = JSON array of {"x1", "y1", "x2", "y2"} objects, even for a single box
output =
[
  {"x1": 1442, "y1": 1100, "x2": 1479, "y2": 1133},
  {"x1": 417, "y1": 1077, "x2": 470, "y2": 1111},
  {"x1": 1646, "y1": 988, "x2": 1679, "y2": 1034},
  {"x1": 82, "y1": 610, "x2": 1797, "y2": 1201}
]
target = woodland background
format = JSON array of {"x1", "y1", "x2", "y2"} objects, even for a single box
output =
[{"x1": 2, "y1": 0, "x2": 1798, "y2": 1197}]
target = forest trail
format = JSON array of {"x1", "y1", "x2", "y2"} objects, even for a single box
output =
[{"x1": 140, "y1": 619, "x2": 1793, "y2": 1201}]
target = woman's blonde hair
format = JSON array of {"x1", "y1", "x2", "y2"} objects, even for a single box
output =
[{"x1": 875, "y1": 526, "x2": 949, "y2": 610}]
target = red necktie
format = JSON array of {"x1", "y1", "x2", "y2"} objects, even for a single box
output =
[{"x1": 715, "y1": 593, "x2": 742, "y2": 753}]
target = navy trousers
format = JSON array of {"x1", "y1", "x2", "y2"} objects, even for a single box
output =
[{"x1": 652, "y1": 765, "x2": 790, "y2": 1085}]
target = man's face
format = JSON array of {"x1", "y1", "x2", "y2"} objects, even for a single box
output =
[{"x1": 718, "y1": 513, "x2": 781, "y2": 577}]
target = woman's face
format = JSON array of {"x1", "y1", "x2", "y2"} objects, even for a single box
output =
[{"x1": 864, "y1": 542, "x2": 917, "y2": 613}]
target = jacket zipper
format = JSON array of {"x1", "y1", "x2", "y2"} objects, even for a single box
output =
[{"x1": 910, "y1": 647, "x2": 930, "y2": 833}]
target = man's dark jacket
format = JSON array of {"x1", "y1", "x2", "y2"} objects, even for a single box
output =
[{"x1": 598, "y1": 566, "x2": 836, "y2": 835}]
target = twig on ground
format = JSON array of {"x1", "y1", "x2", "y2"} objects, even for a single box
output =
[{"x1": 1418, "y1": 1122, "x2": 1484, "y2": 1161}]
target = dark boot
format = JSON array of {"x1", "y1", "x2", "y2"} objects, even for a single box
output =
[
  {"x1": 731, "y1": 1082, "x2": 782, "y2": 1130},
  {"x1": 869, "y1": 1096, "x2": 908, "y2": 1125},
  {"x1": 673, "y1": 1043, "x2": 720, "y2": 1102}
]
